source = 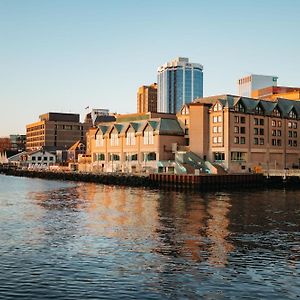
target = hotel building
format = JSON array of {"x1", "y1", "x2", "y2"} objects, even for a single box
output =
[
  {"x1": 26, "y1": 112, "x2": 90, "y2": 152},
  {"x1": 179, "y1": 95, "x2": 300, "y2": 173},
  {"x1": 157, "y1": 57, "x2": 203, "y2": 114}
]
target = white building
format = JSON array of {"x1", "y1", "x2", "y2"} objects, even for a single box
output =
[
  {"x1": 27, "y1": 150, "x2": 56, "y2": 169},
  {"x1": 237, "y1": 74, "x2": 278, "y2": 97}
]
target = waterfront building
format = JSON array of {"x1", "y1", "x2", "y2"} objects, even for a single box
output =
[
  {"x1": 157, "y1": 57, "x2": 203, "y2": 114},
  {"x1": 238, "y1": 74, "x2": 278, "y2": 97},
  {"x1": 179, "y1": 95, "x2": 300, "y2": 173},
  {"x1": 137, "y1": 83, "x2": 157, "y2": 113},
  {"x1": 252, "y1": 86, "x2": 300, "y2": 101},
  {"x1": 87, "y1": 112, "x2": 185, "y2": 173},
  {"x1": 26, "y1": 112, "x2": 90, "y2": 152},
  {"x1": 84, "y1": 108, "x2": 112, "y2": 126},
  {"x1": 27, "y1": 150, "x2": 56, "y2": 169}
]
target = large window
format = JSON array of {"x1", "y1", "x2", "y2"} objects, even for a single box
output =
[
  {"x1": 126, "y1": 131, "x2": 136, "y2": 146},
  {"x1": 144, "y1": 127, "x2": 154, "y2": 145},
  {"x1": 96, "y1": 134, "x2": 103, "y2": 147},
  {"x1": 214, "y1": 152, "x2": 225, "y2": 161},
  {"x1": 110, "y1": 132, "x2": 119, "y2": 146},
  {"x1": 231, "y1": 152, "x2": 246, "y2": 161},
  {"x1": 235, "y1": 102, "x2": 245, "y2": 113}
]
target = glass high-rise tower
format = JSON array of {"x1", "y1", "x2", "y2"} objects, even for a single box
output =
[{"x1": 157, "y1": 57, "x2": 203, "y2": 113}]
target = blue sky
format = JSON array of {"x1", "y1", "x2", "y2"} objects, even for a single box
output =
[{"x1": 0, "y1": 0, "x2": 300, "y2": 136}]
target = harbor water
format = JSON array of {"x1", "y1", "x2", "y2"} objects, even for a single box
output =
[{"x1": 0, "y1": 174, "x2": 299, "y2": 299}]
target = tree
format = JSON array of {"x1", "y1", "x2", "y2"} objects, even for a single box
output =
[{"x1": 0, "y1": 138, "x2": 12, "y2": 152}]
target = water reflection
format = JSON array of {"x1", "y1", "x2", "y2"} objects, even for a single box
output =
[
  {"x1": 155, "y1": 192, "x2": 233, "y2": 266},
  {"x1": 1, "y1": 175, "x2": 300, "y2": 299}
]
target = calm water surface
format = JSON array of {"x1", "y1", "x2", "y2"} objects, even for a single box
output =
[{"x1": 0, "y1": 174, "x2": 299, "y2": 299}]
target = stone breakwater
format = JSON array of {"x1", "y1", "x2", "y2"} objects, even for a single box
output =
[
  {"x1": 1, "y1": 169, "x2": 152, "y2": 188},
  {"x1": 1, "y1": 168, "x2": 268, "y2": 190}
]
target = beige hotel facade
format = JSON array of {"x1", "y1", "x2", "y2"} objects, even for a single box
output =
[
  {"x1": 178, "y1": 95, "x2": 300, "y2": 173},
  {"x1": 87, "y1": 95, "x2": 300, "y2": 174}
]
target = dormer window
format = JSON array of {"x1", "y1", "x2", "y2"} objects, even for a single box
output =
[
  {"x1": 110, "y1": 131, "x2": 119, "y2": 146},
  {"x1": 255, "y1": 104, "x2": 264, "y2": 115},
  {"x1": 272, "y1": 107, "x2": 281, "y2": 117},
  {"x1": 213, "y1": 103, "x2": 222, "y2": 112},
  {"x1": 235, "y1": 102, "x2": 245, "y2": 113},
  {"x1": 289, "y1": 109, "x2": 297, "y2": 119},
  {"x1": 143, "y1": 126, "x2": 154, "y2": 145}
]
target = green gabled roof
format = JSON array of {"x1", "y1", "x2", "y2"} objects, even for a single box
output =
[
  {"x1": 114, "y1": 124, "x2": 124, "y2": 133},
  {"x1": 157, "y1": 118, "x2": 184, "y2": 136},
  {"x1": 97, "y1": 125, "x2": 110, "y2": 135},
  {"x1": 148, "y1": 120, "x2": 159, "y2": 130}
]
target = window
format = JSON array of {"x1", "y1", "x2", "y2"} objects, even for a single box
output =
[
  {"x1": 272, "y1": 139, "x2": 277, "y2": 146},
  {"x1": 260, "y1": 138, "x2": 264, "y2": 145},
  {"x1": 288, "y1": 140, "x2": 293, "y2": 147},
  {"x1": 272, "y1": 108, "x2": 281, "y2": 117},
  {"x1": 97, "y1": 153, "x2": 105, "y2": 161},
  {"x1": 234, "y1": 116, "x2": 239, "y2": 123},
  {"x1": 38, "y1": 156, "x2": 42, "y2": 161},
  {"x1": 213, "y1": 103, "x2": 222, "y2": 111},
  {"x1": 240, "y1": 137, "x2": 245, "y2": 144},
  {"x1": 49, "y1": 157, "x2": 54, "y2": 161},
  {"x1": 96, "y1": 134, "x2": 103, "y2": 147},
  {"x1": 218, "y1": 126, "x2": 222, "y2": 133},
  {"x1": 254, "y1": 138, "x2": 259, "y2": 145},
  {"x1": 277, "y1": 130, "x2": 281, "y2": 137},
  {"x1": 254, "y1": 118, "x2": 259, "y2": 125},
  {"x1": 254, "y1": 128, "x2": 259, "y2": 135},
  {"x1": 289, "y1": 109, "x2": 297, "y2": 119},
  {"x1": 255, "y1": 104, "x2": 264, "y2": 115},
  {"x1": 126, "y1": 131, "x2": 136, "y2": 146},
  {"x1": 218, "y1": 115, "x2": 222, "y2": 122},
  {"x1": 272, "y1": 120, "x2": 276, "y2": 127},
  {"x1": 218, "y1": 136, "x2": 222, "y2": 143},
  {"x1": 144, "y1": 127, "x2": 154, "y2": 145},
  {"x1": 278, "y1": 121, "x2": 282, "y2": 127},
  {"x1": 231, "y1": 152, "x2": 246, "y2": 161},
  {"x1": 213, "y1": 116, "x2": 218, "y2": 123},
  {"x1": 184, "y1": 128, "x2": 189, "y2": 135},
  {"x1": 110, "y1": 154, "x2": 120, "y2": 161},
  {"x1": 260, "y1": 119, "x2": 264, "y2": 126},
  {"x1": 293, "y1": 140, "x2": 297, "y2": 147},
  {"x1": 214, "y1": 152, "x2": 225, "y2": 161},
  {"x1": 272, "y1": 130, "x2": 276, "y2": 136},
  {"x1": 293, "y1": 122, "x2": 297, "y2": 129},
  {"x1": 293, "y1": 131, "x2": 297, "y2": 138},
  {"x1": 240, "y1": 117, "x2": 246, "y2": 124},
  {"x1": 32, "y1": 156, "x2": 36, "y2": 161},
  {"x1": 234, "y1": 126, "x2": 239, "y2": 133},
  {"x1": 288, "y1": 122, "x2": 292, "y2": 128},
  {"x1": 213, "y1": 126, "x2": 217, "y2": 133},
  {"x1": 110, "y1": 133, "x2": 119, "y2": 146},
  {"x1": 259, "y1": 128, "x2": 264, "y2": 135},
  {"x1": 234, "y1": 137, "x2": 239, "y2": 144},
  {"x1": 240, "y1": 127, "x2": 246, "y2": 134},
  {"x1": 213, "y1": 137, "x2": 218, "y2": 144},
  {"x1": 277, "y1": 139, "x2": 282, "y2": 146},
  {"x1": 145, "y1": 152, "x2": 156, "y2": 161},
  {"x1": 288, "y1": 131, "x2": 293, "y2": 137},
  {"x1": 235, "y1": 102, "x2": 245, "y2": 112},
  {"x1": 43, "y1": 157, "x2": 48, "y2": 161}
]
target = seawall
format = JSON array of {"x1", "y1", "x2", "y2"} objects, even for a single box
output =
[{"x1": 0, "y1": 168, "x2": 266, "y2": 190}]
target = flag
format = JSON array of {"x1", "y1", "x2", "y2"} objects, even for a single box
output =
[{"x1": 85, "y1": 106, "x2": 89, "y2": 110}]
